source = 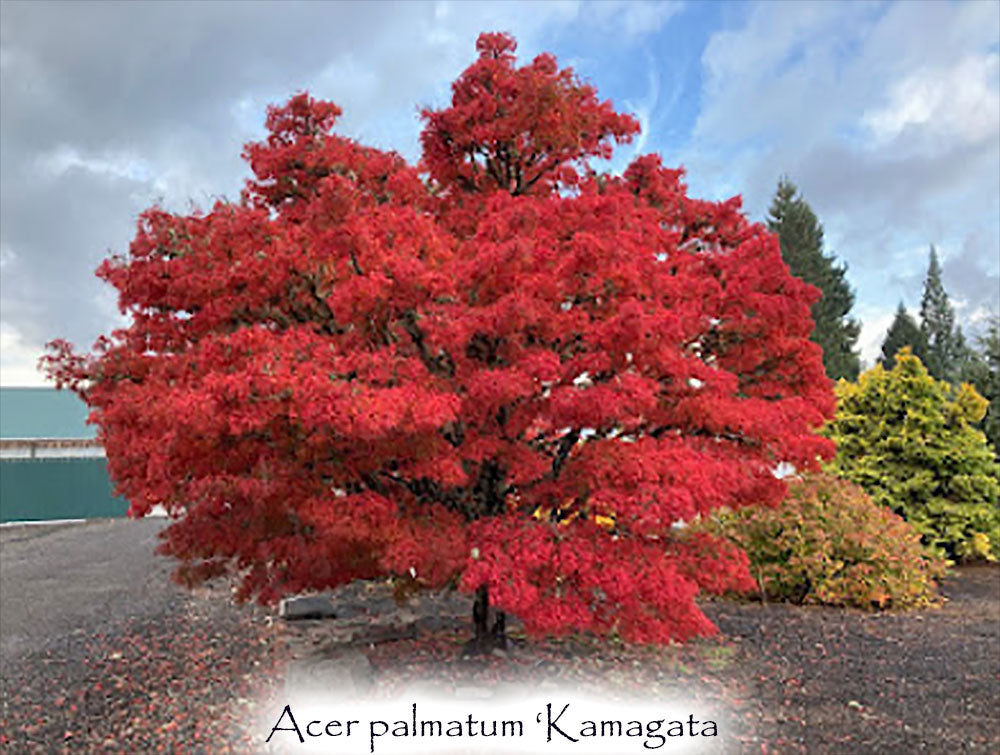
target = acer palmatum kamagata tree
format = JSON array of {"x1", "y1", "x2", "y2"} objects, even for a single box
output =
[{"x1": 45, "y1": 33, "x2": 834, "y2": 651}]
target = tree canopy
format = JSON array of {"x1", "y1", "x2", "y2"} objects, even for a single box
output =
[
  {"x1": 766, "y1": 179, "x2": 861, "y2": 381},
  {"x1": 919, "y1": 246, "x2": 964, "y2": 383},
  {"x1": 880, "y1": 302, "x2": 927, "y2": 370},
  {"x1": 45, "y1": 33, "x2": 835, "y2": 646},
  {"x1": 961, "y1": 314, "x2": 1000, "y2": 456},
  {"x1": 824, "y1": 349, "x2": 1000, "y2": 562}
]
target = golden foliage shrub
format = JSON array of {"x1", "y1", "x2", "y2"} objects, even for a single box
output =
[{"x1": 696, "y1": 473, "x2": 948, "y2": 609}]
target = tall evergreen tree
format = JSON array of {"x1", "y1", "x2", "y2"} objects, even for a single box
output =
[
  {"x1": 767, "y1": 178, "x2": 861, "y2": 381},
  {"x1": 982, "y1": 316, "x2": 1000, "y2": 457},
  {"x1": 919, "y1": 246, "x2": 962, "y2": 382},
  {"x1": 880, "y1": 302, "x2": 927, "y2": 369},
  {"x1": 952, "y1": 325, "x2": 980, "y2": 386},
  {"x1": 962, "y1": 314, "x2": 1000, "y2": 456}
]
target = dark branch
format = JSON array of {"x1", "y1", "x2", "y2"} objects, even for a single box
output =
[
  {"x1": 401, "y1": 310, "x2": 455, "y2": 378},
  {"x1": 551, "y1": 428, "x2": 581, "y2": 479}
]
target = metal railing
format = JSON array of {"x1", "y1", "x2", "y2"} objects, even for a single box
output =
[{"x1": 0, "y1": 438, "x2": 104, "y2": 459}]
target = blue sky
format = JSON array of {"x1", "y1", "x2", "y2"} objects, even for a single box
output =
[{"x1": 2, "y1": 0, "x2": 998, "y2": 384}]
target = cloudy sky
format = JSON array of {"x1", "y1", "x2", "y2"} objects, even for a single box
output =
[{"x1": 2, "y1": 0, "x2": 997, "y2": 385}]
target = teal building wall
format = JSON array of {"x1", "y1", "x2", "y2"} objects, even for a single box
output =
[
  {"x1": 1, "y1": 387, "x2": 95, "y2": 439},
  {"x1": 0, "y1": 458, "x2": 129, "y2": 523},
  {"x1": 1, "y1": 388, "x2": 127, "y2": 522}
]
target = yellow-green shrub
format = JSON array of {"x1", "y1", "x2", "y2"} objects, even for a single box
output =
[
  {"x1": 696, "y1": 473, "x2": 947, "y2": 609},
  {"x1": 824, "y1": 349, "x2": 1000, "y2": 561}
]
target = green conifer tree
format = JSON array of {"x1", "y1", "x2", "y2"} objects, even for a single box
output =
[
  {"x1": 824, "y1": 349, "x2": 1000, "y2": 562},
  {"x1": 767, "y1": 178, "x2": 861, "y2": 381},
  {"x1": 982, "y1": 317, "x2": 1000, "y2": 457},
  {"x1": 919, "y1": 247, "x2": 962, "y2": 382},
  {"x1": 961, "y1": 314, "x2": 1000, "y2": 456},
  {"x1": 880, "y1": 302, "x2": 928, "y2": 370}
]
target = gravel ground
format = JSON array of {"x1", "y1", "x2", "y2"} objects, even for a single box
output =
[
  {"x1": 0, "y1": 519, "x2": 174, "y2": 662},
  {"x1": 0, "y1": 520, "x2": 283, "y2": 753},
  {"x1": 700, "y1": 565, "x2": 1000, "y2": 752},
  {"x1": 1, "y1": 519, "x2": 997, "y2": 753},
  {"x1": 275, "y1": 566, "x2": 1000, "y2": 754},
  {"x1": 0, "y1": 580, "x2": 280, "y2": 753}
]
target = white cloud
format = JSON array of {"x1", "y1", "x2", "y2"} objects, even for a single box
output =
[
  {"x1": 856, "y1": 308, "x2": 897, "y2": 369},
  {"x1": 1, "y1": 0, "x2": 640, "y2": 365},
  {"x1": 3, "y1": 0, "x2": 994, "y2": 380},
  {"x1": 965, "y1": 304, "x2": 996, "y2": 330},
  {"x1": 864, "y1": 53, "x2": 1000, "y2": 146},
  {"x1": 595, "y1": 54, "x2": 661, "y2": 177},
  {"x1": 39, "y1": 145, "x2": 153, "y2": 183},
  {"x1": 0, "y1": 321, "x2": 49, "y2": 387},
  {"x1": 546, "y1": 1, "x2": 683, "y2": 41},
  {"x1": 91, "y1": 286, "x2": 128, "y2": 330},
  {"x1": 626, "y1": 57, "x2": 660, "y2": 157},
  {"x1": 617, "y1": 1, "x2": 684, "y2": 38},
  {"x1": 678, "y1": 0, "x2": 999, "y2": 353}
]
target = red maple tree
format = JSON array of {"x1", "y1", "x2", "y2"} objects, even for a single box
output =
[{"x1": 45, "y1": 33, "x2": 834, "y2": 650}]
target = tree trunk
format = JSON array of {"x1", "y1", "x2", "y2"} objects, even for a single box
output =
[{"x1": 464, "y1": 584, "x2": 507, "y2": 655}]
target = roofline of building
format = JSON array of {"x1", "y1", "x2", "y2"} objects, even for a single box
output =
[{"x1": 0, "y1": 438, "x2": 101, "y2": 447}]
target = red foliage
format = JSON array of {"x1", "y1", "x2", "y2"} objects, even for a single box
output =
[{"x1": 43, "y1": 33, "x2": 834, "y2": 644}]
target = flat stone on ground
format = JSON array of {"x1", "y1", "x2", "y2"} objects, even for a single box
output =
[{"x1": 279, "y1": 595, "x2": 338, "y2": 620}]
